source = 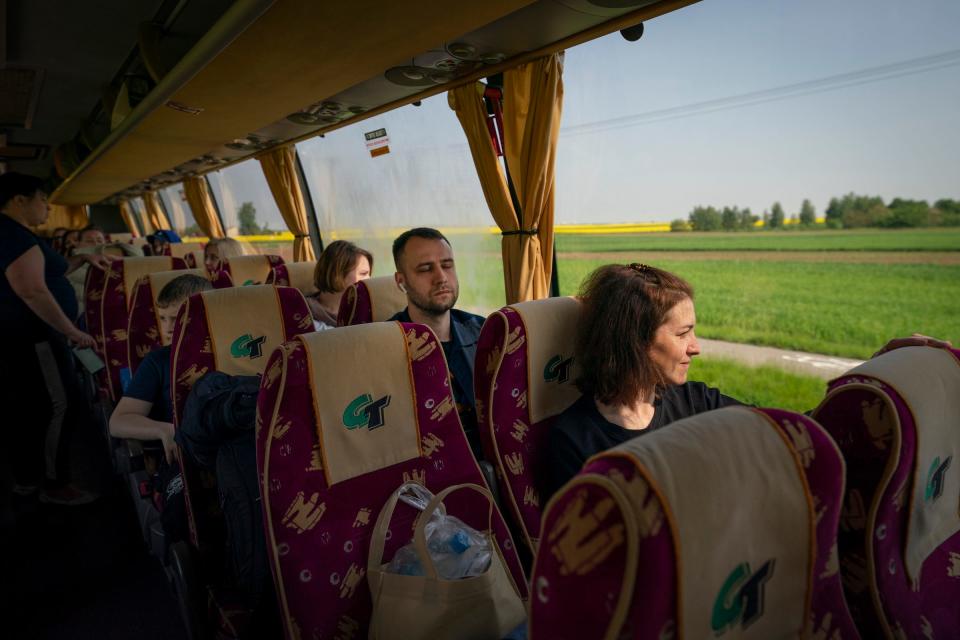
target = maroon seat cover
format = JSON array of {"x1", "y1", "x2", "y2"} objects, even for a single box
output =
[
  {"x1": 256, "y1": 322, "x2": 528, "y2": 639},
  {"x1": 813, "y1": 347, "x2": 960, "y2": 639},
  {"x1": 530, "y1": 408, "x2": 859, "y2": 640}
]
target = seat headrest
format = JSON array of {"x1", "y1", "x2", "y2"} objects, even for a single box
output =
[
  {"x1": 595, "y1": 406, "x2": 816, "y2": 638},
  {"x1": 169, "y1": 242, "x2": 204, "y2": 258},
  {"x1": 224, "y1": 254, "x2": 275, "y2": 286},
  {"x1": 339, "y1": 276, "x2": 408, "y2": 325},
  {"x1": 297, "y1": 322, "x2": 428, "y2": 486},
  {"x1": 276, "y1": 261, "x2": 317, "y2": 294},
  {"x1": 112, "y1": 256, "x2": 177, "y2": 308},
  {"x1": 507, "y1": 297, "x2": 582, "y2": 423},
  {"x1": 827, "y1": 346, "x2": 960, "y2": 582},
  {"x1": 199, "y1": 285, "x2": 295, "y2": 376}
]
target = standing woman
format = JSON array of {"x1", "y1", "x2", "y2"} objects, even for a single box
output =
[{"x1": 0, "y1": 172, "x2": 110, "y2": 504}]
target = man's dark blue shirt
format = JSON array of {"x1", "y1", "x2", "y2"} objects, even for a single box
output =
[
  {"x1": 389, "y1": 307, "x2": 485, "y2": 458},
  {"x1": 126, "y1": 344, "x2": 173, "y2": 423}
]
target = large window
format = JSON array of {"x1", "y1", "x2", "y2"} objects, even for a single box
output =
[
  {"x1": 126, "y1": 196, "x2": 148, "y2": 236},
  {"x1": 296, "y1": 93, "x2": 505, "y2": 314},
  {"x1": 158, "y1": 184, "x2": 198, "y2": 237}
]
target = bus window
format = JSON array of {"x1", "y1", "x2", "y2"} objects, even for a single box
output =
[
  {"x1": 158, "y1": 184, "x2": 199, "y2": 239},
  {"x1": 296, "y1": 93, "x2": 506, "y2": 315}
]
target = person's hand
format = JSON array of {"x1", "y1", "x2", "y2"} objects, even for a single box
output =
[
  {"x1": 84, "y1": 253, "x2": 117, "y2": 271},
  {"x1": 159, "y1": 423, "x2": 178, "y2": 465},
  {"x1": 67, "y1": 328, "x2": 96, "y2": 349},
  {"x1": 872, "y1": 334, "x2": 953, "y2": 358}
]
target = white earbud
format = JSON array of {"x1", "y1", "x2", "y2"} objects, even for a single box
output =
[{"x1": 398, "y1": 283, "x2": 407, "y2": 293}]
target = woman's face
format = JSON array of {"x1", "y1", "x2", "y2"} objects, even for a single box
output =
[
  {"x1": 342, "y1": 255, "x2": 372, "y2": 290},
  {"x1": 649, "y1": 297, "x2": 700, "y2": 386},
  {"x1": 204, "y1": 245, "x2": 220, "y2": 272}
]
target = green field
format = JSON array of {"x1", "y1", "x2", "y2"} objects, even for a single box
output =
[
  {"x1": 556, "y1": 227, "x2": 960, "y2": 253},
  {"x1": 688, "y1": 358, "x2": 826, "y2": 412},
  {"x1": 558, "y1": 258, "x2": 959, "y2": 359}
]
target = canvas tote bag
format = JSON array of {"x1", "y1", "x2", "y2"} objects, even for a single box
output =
[{"x1": 367, "y1": 483, "x2": 526, "y2": 640}]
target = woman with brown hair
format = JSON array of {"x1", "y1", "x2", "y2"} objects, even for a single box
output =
[
  {"x1": 306, "y1": 239, "x2": 373, "y2": 330},
  {"x1": 546, "y1": 263, "x2": 952, "y2": 497}
]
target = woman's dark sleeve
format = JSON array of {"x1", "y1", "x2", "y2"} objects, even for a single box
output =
[
  {"x1": 544, "y1": 422, "x2": 589, "y2": 502},
  {"x1": 701, "y1": 383, "x2": 746, "y2": 411}
]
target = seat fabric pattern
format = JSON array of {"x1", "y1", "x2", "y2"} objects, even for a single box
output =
[
  {"x1": 529, "y1": 408, "x2": 858, "y2": 640},
  {"x1": 170, "y1": 285, "x2": 313, "y2": 548},
  {"x1": 475, "y1": 305, "x2": 580, "y2": 552},
  {"x1": 100, "y1": 256, "x2": 183, "y2": 402},
  {"x1": 127, "y1": 269, "x2": 205, "y2": 374},
  {"x1": 814, "y1": 353, "x2": 960, "y2": 639},
  {"x1": 257, "y1": 322, "x2": 528, "y2": 640},
  {"x1": 184, "y1": 250, "x2": 204, "y2": 269},
  {"x1": 266, "y1": 261, "x2": 317, "y2": 295},
  {"x1": 336, "y1": 276, "x2": 408, "y2": 326},
  {"x1": 211, "y1": 254, "x2": 285, "y2": 289},
  {"x1": 83, "y1": 265, "x2": 110, "y2": 389}
]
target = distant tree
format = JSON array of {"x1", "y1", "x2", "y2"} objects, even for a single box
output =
[
  {"x1": 721, "y1": 206, "x2": 739, "y2": 231},
  {"x1": 761, "y1": 210, "x2": 770, "y2": 228},
  {"x1": 885, "y1": 198, "x2": 931, "y2": 228},
  {"x1": 688, "y1": 206, "x2": 722, "y2": 231},
  {"x1": 769, "y1": 202, "x2": 785, "y2": 229},
  {"x1": 834, "y1": 193, "x2": 889, "y2": 228},
  {"x1": 670, "y1": 218, "x2": 692, "y2": 232},
  {"x1": 933, "y1": 198, "x2": 960, "y2": 226},
  {"x1": 738, "y1": 207, "x2": 758, "y2": 230},
  {"x1": 237, "y1": 202, "x2": 261, "y2": 235},
  {"x1": 824, "y1": 197, "x2": 843, "y2": 228},
  {"x1": 799, "y1": 199, "x2": 816, "y2": 226}
]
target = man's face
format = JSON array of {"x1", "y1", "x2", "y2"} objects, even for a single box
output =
[
  {"x1": 79, "y1": 230, "x2": 105, "y2": 246},
  {"x1": 395, "y1": 237, "x2": 459, "y2": 316},
  {"x1": 157, "y1": 300, "x2": 184, "y2": 345},
  {"x1": 16, "y1": 191, "x2": 50, "y2": 226}
]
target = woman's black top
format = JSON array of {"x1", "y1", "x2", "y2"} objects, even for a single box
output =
[
  {"x1": 0, "y1": 214, "x2": 77, "y2": 339},
  {"x1": 545, "y1": 382, "x2": 742, "y2": 498}
]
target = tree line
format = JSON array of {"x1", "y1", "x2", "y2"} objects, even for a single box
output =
[{"x1": 672, "y1": 195, "x2": 960, "y2": 232}]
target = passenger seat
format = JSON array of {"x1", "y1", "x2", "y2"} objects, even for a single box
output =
[
  {"x1": 126, "y1": 268, "x2": 205, "y2": 374},
  {"x1": 529, "y1": 406, "x2": 858, "y2": 640},
  {"x1": 812, "y1": 346, "x2": 960, "y2": 638},
  {"x1": 336, "y1": 275, "x2": 408, "y2": 325},
  {"x1": 474, "y1": 297, "x2": 581, "y2": 553},
  {"x1": 257, "y1": 321, "x2": 528, "y2": 639},
  {"x1": 210, "y1": 254, "x2": 284, "y2": 288},
  {"x1": 266, "y1": 260, "x2": 318, "y2": 295}
]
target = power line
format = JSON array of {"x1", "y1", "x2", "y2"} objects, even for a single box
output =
[{"x1": 561, "y1": 48, "x2": 960, "y2": 137}]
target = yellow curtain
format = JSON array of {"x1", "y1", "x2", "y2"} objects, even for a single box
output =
[
  {"x1": 183, "y1": 176, "x2": 225, "y2": 239},
  {"x1": 503, "y1": 53, "x2": 563, "y2": 301},
  {"x1": 257, "y1": 145, "x2": 316, "y2": 261},
  {"x1": 33, "y1": 204, "x2": 89, "y2": 233},
  {"x1": 142, "y1": 191, "x2": 168, "y2": 230},
  {"x1": 449, "y1": 53, "x2": 564, "y2": 303},
  {"x1": 119, "y1": 200, "x2": 140, "y2": 236},
  {"x1": 449, "y1": 83, "x2": 525, "y2": 303}
]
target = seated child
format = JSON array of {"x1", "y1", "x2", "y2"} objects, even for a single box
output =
[{"x1": 109, "y1": 274, "x2": 211, "y2": 462}]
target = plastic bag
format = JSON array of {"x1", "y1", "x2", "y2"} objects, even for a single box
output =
[{"x1": 386, "y1": 485, "x2": 492, "y2": 579}]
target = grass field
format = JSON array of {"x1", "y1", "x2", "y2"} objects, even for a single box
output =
[
  {"x1": 688, "y1": 358, "x2": 826, "y2": 412},
  {"x1": 253, "y1": 228, "x2": 959, "y2": 361},
  {"x1": 558, "y1": 258, "x2": 959, "y2": 359},
  {"x1": 555, "y1": 228, "x2": 960, "y2": 253}
]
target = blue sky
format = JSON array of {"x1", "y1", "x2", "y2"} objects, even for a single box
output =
[{"x1": 210, "y1": 0, "x2": 960, "y2": 228}]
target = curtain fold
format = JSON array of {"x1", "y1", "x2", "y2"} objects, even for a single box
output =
[
  {"x1": 34, "y1": 204, "x2": 89, "y2": 233},
  {"x1": 449, "y1": 52, "x2": 564, "y2": 303},
  {"x1": 142, "y1": 191, "x2": 168, "y2": 230},
  {"x1": 448, "y1": 83, "x2": 522, "y2": 302},
  {"x1": 257, "y1": 145, "x2": 316, "y2": 262},
  {"x1": 183, "y1": 176, "x2": 225, "y2": 239},
  {"x1": 119, "y1": 200, "x2": 139, "y2": 236}
]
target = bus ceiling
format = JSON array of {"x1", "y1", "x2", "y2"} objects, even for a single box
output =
[{"x1": 2, "y1": 0, "x2": 697, "y2": 207}]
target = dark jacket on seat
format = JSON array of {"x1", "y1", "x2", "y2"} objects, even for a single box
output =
[{"x1": 177, "y1": 371, "x2": 260, "y2": 469}]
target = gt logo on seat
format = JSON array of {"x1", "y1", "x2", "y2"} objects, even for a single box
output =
[
  {"x1": 925, "y1": 455, "x2": 952, "y2": 502},
  {"x1": 711, "y1": 559, "x2": 775, "y2": 635},
  {"x1": 230, "y1": 334, "x2": 267, "y2": 359},
  {"x1": 544, "y1": 354, "x2": 574, "y2": 383},
  {"x1": 343, "y1": 394, "x2": 391, "y2": 430}
]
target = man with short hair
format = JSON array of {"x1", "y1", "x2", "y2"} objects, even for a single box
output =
[
  {"x1": 109, "y1": 274, "x2": 212, "y2": 462},
  {"x1": 390, "y1": 227, "x2": 486, "y2": 459},
  {"x1": 77, "y1": 225, "x2": 105, "y2": 247}
]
